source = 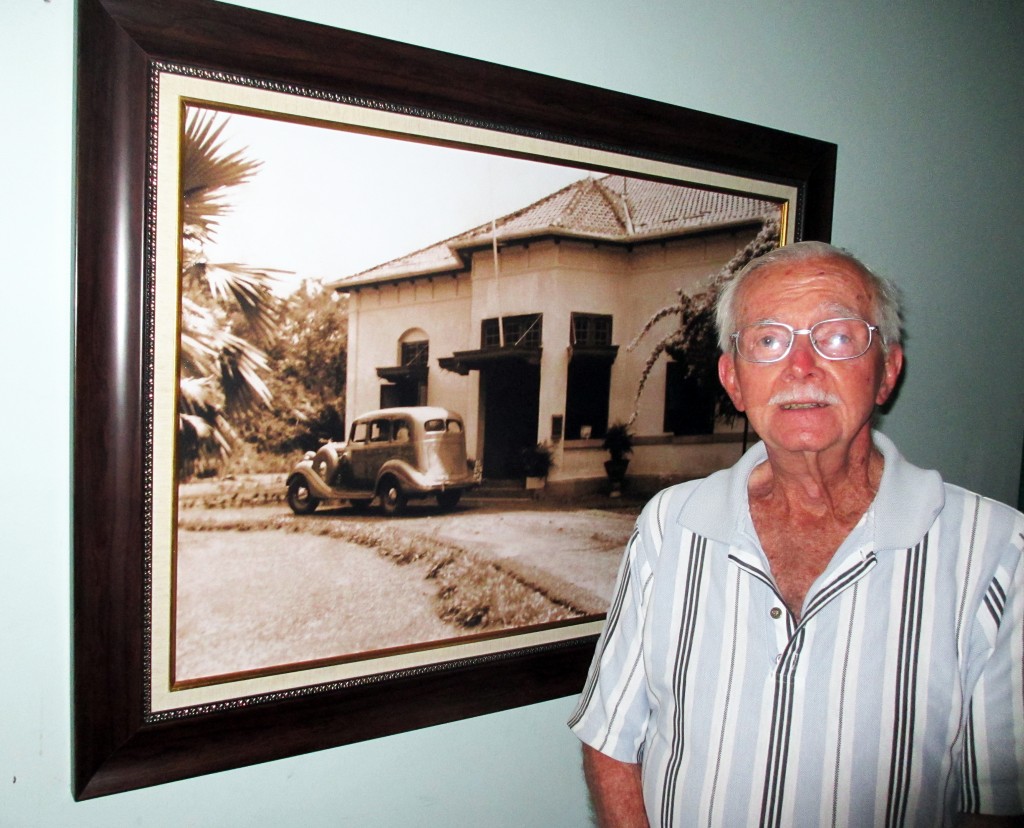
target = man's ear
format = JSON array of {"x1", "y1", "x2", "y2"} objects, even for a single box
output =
[
  {"x1": 875, "y1": 344, "x2": 904, "y2": 406},
  {"x1": 718, "y1": 353, "x2": 746, "y2": 412}
]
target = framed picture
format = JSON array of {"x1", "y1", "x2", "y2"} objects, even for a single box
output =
[{"x1": 74, "y1": 0, "x2": 836, "y2": 798}]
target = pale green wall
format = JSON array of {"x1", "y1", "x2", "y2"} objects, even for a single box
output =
[{"x1": 2, "y1": 1, "x2": 1021, "y2": 825}]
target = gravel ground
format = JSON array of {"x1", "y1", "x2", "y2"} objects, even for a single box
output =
[
  {"x1": 173, "y1": 497, "x2": 641, "y2": 682},
  {"x1": 394, "y1": 507, "x2": 632, "y2": 610}
]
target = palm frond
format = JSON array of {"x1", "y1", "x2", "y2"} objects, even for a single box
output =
[
  {"x1": 181, "y1": 109, "x2": 263, "y2": 245},
  {"x1": 216, "y1": 330, "x2": 273, "y2": 412},
  {"x1": 177, "y1": 378, "x2": 236, "y2": 477},
  {"x1": 175, "y1": 108, "x2": 305, "y2": 478},
  {"x1": 196, "y1": 261, "x2": 289, "y2": 345}
]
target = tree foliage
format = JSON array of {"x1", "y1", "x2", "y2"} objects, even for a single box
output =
[
  {"x1": 233, "y1": 283, "x2": 349, "y2": 460},
  {"x1": 626, "y1": 218, "x2": 781, "y2": 426},
  {"x1": 177, "y1": 109, "x2": 288, "y2": 478}
]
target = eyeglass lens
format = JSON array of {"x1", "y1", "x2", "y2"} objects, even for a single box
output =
[{"x1": 735, "y1": 318, "x2": 873, "y2": 362}]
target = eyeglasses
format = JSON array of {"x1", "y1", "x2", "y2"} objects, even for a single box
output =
[{"x1": 731, "y1": 317, "x2": 879, "y2": 363}]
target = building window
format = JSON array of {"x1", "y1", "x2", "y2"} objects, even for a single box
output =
[
  {"x1": 481, "y1": 313, "x2": 543, "y2": 349},
  {"x1": 566, "y1": 313, "x2": 615, "y2": 440},
  {"x1": 571, "y1": 313, "x2": 613, "y2": 347},
  {"x1": 664, "y1": 360, "x2": 716, "y2": 436},
  {"x1": 565, "y1": 359, "x2": 611, "y2": 440},
  {"x1": 380, "y1": 332, "x2": 428, "y2": 408},
  {"x1": 401, "y1": 340, "x2": 429, "y2": 367}
]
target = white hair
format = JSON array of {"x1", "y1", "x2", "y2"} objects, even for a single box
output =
[{"x1": 714, "y1": 241, "x2": 904, "y2": 353}]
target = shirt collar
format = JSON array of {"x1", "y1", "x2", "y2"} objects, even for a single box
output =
[{"x1": 677, "y1": 430, "x2": 945, "y2": 551}]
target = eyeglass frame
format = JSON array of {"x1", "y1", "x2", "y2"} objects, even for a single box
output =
[{"x1": 729, "y1": 317, "x2": 880, "y2": 364}]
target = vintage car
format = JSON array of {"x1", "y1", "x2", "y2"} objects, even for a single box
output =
[{"x1": 285, "y1": 406, "x2": 477, "y2": 516}]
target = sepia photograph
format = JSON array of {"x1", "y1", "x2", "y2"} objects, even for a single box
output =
[{"x1": 170, "y1": 102, "x2": 785, "y2": 689}]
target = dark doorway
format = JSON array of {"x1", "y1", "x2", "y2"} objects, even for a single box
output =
[
  {"x1": 481, "y1": 360, "x2": 541, "y2": 478},
  {"x1": 376, "y1": 364, "x2": 428, "y2": 409},
  {"x1": 379, "y1": 378, "x2": 423, "y2": 409}
]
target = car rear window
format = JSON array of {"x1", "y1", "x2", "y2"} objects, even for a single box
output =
[{"x1": 425, "y1": 418, "x2": 463, "y2": 434}]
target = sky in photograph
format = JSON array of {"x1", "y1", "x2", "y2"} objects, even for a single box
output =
[{"x1": 201, "y1": 109, "x2": 591, "y2": 291}]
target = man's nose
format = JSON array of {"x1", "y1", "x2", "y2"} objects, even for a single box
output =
[{"x1": 784, "y1": 332, "x2": 822, "y2": 374}]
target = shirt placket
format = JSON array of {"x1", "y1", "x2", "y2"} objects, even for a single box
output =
[
  {"x1": 728, "y1": 545, "x2": 795, "y2": 666},
  {"x1": 729, "y1": 542, "x2": 877, "y2": 669}
]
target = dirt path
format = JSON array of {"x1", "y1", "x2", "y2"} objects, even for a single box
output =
[
  {"x1": 175, "y1": 529, "x2": 458, "y2": 681},
  {"x1": 173, "y1": 500, "x2": 640, "y2": 682}
]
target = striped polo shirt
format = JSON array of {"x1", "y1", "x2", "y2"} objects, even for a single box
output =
[{"x1": 569, "y1": 432, "x2": 1024, "y2": 827}]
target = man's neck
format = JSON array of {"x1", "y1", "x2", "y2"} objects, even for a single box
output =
[
  {"x1": 747, "y1": 439, "x2": 883, "y2": 619},
  {"x1": 751, "y1": 431, "x2": 882, "y2": 513}
]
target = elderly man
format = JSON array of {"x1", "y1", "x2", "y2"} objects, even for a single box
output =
[{"x1": 569, "y1": 241, "x2": 1023, "y2": 827}]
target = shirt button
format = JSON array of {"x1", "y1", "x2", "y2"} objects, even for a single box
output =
[{"x1": 770, "y1": 607, "x2": 783, "y2": 620}]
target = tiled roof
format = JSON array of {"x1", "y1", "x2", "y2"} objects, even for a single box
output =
[{"x1": 332, "y1": 174, "x2": 780, "y2": 288}]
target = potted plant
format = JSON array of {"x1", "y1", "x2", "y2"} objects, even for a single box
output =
[
  {"x1": 602, "y1": 422, "x2": 634, "y2": 494},
  {"x1": 520, "y1": 442, "x2": 554, "y2": 490}
]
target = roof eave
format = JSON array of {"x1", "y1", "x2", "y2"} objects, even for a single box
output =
[{"x1": 332, "y1": 215, "x2": 771, "y2": 291}]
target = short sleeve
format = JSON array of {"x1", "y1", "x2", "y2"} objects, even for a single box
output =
[
  {"x1": 568, "y1": 493, "x2": 666, "y2": 762},
  {"x1": 960, "y1": 509, "x2": 1024, "y2": 815}
]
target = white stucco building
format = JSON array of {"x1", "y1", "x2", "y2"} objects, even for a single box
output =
[{"x1": 329, "y1": 174, "x2": 780, "y2": 494}]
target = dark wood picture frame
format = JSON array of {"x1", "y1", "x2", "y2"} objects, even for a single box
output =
[{"x1": 73, "y1": 0, "x2": 836, "y2": 798}]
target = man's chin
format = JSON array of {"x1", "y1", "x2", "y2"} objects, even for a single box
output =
[
  {"x1": 759, "y1": 419, "x2": 842, "y2": 454},
  {"x1": 760, "y1": 418, "x2": 877, "y2": 459}
]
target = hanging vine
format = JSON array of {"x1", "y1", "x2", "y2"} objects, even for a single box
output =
[{"x1": 625, "y1": 217, "x2": 781, "y2": 426}]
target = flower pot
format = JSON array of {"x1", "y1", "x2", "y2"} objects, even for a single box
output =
[
  {"x1": 604, "y1": 458, "x2": 630, "y2": 497},
  {"x1": 604, "y1": 458, "x2": 630, "y2": 482}
]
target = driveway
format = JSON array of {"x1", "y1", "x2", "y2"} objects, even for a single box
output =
[{"x1": 173, "y1": 492, "x2": 641, "y2": 682}]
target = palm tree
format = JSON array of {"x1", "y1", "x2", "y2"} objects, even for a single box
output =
[{"x1": 177, "y1": 108, "x2": 287, "y2": 477}]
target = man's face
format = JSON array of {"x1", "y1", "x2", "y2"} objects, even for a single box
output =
[{"x1": 717, "y1": 256, "x2": 903, "y2": 460}]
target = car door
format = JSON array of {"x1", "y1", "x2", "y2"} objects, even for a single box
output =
[
  {"x1": 350, "y1": 417, "x2": 391, "y2": 487},
  {"x1": 389, "y1": 417, "x2": 416, "y2": 470}
]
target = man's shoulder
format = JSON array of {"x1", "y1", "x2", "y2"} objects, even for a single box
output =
[
  {"x1": 647, "y1": 466, "x2": 734, "y2": 508},
  {"x1": 938, "y1": 480, "x2": 1024, "y2": 538},
  {"x1": 636, "y1": 478, "x2": 699, "y2": 525},
  {"x1": 638, "y1": 464, "x2": 741, "y2": 540},
  {"x1": 873, "y1": 434, "x2": 1024, "y2": 552}
]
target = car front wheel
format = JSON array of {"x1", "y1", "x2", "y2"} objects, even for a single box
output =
[
  {"x1": 287, "y1": 477, "x2": 319, "y2": 515},
  {"x1": 379, "y1": 477, "x2": 408, "y2": 516}
]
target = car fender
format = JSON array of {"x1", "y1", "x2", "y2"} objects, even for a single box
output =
[
  {"x1": 374, "y1": 459, "x2": 475, "y2": 494},
  {"x1": 374, "y1": 459, "x2": 428, "y2": 494},
  {"x1": 286, "y1": 465, "x2": 341, "y2": 501},
  {"x1": 309, "y1": 442, "x2": 343, "y2": 485}
]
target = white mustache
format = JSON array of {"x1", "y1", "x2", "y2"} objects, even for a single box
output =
[{"x1": 768, "y1": 386, "x2": 841, "y2": 406}]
